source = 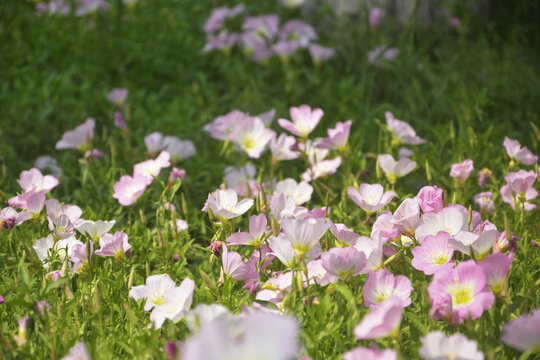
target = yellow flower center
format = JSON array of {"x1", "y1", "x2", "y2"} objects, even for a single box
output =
[
  {"x1": 241, "y1": 135, "x2": 256, "y2": 151},
  {"x1": 449, "y1": 284, "x2": 474, "y2": 307}
]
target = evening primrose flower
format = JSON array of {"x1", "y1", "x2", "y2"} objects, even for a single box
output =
[
  {"x1": 354, "y1": 297, "x2": 403, "y2": 339},
  {"x1": 369, "y1": 7, "x2": 386, "y2": 29},
  {"x1": 419, "y1": 331, "x2": 484, "y2": 360},
  {"x1": 344, "y1": 346, "x2": 396, "y2": 360},
  {"x1": 206, "y1": 188, "x2": 254, "y2": 221},
  {"x1": 133, "y1": 151, "x2": 171, "y2": 185},
  {"x1": 149, "y1": 277, "x2": 195, "y2": 329},
  {"x1": 162, "y1": 136, "x2": 196, "y2": 162},
  {"x1": 269, "y1": 193, "x2": 296, "y2": 223},
  {"x1": 391, "y1": 198, "x2": 420, "y2": 235},
  {"x1": 449, "y1": 229, "x2": 499, "y2": 258},
  {"x1": 61, "y1": 342, "x2": 91, "y2": 360},
  {"x1": 270, "y1": 133, "x2": 299, "y2": 161},
  {"x1": 280, "y1": 218, "x2": 329, "y2": 256},
  {"x1": 113, "y1": 174, "x2": 148, "y2": 206},
  {"x1": 224, "y1": 164, "x2": 257, "y2": 197},
  {"x1": 70, "y1": 242, "x2": 93, "y2": 273},
  {"x1": 474, "y1": 192, "x2": 495, "y2": 213},
  {"x1": 94, "y1": 231, "x2": 131, "y2": 259},
  {"x1": 501, "y1": 308, "x2": 540, "y2": 353},
  {"x1": 34, "y1": 155, "x2": 63, "y2": 178},
  {"x1": 243, "y1": 14, "x2": 280, "y2": 40},
  {"x1": 321, "y1": 247, "x2": 367, "y2": 281},
  {"x1": 144, "y1": 132, "x2": 165, "y2": 155},
  {"x1": 301, "y1": 156, "x2": 342, "y2": 181},
  {"x1": 15, "y1": 191, "x2": 45, "y2": 225},
  {"x1": 55, "y1": 118, "x2": 95, "y2": 152},
  {"x1": 415, "y1": 206, "x2": 467, "y2": 243},
  {"x1": 505, "y1": 170, "x2": 537, "y2": 195},
  {"x1": 328, "y1": 221, "x2": 360, "y2": 245},
  {"x1": 500, "y1": 184, "x2": 537, "y2": 211},
  {"x1": 33, "y1": 234, "x2": 83, "y2": 267},
  {"x1": 354, "y1": 234, "x2": 385, "y2": 273},
  {"x1": 411, "y1": 232, "x2": 455, "y2": 275},
  {"x1": 503, "y1": 136, "x2": 538, "y2": 165},
  {"x1": 230, "y1": 117, "x2": 275, "y2": 158},
  {"x1": 0, "y1": 207, "x2": 18, "y2": 231},
  {"x1": 279, "y1": 20, "x2": 317, "y2": 47},
  {"x1": 308, "y1": 44, "x2": 335, "y2": 63},
  {"x1": 416, "y1": 186, "x2": 443, "y2": 213},
  {"x1": 221, "y1": 244, "x2": 259, "y2": 282},
  {"x1": 17, "y1": 168, "x2": 59, "y2": 193},
  {"x1": 385, "y1": 111, "x2": 426, "y2": 145},
  {"x1": 106, "y1": 88, "x2": 128, "y2": 106},
  {"x1": 227, "y1": 214, "x2": 268, "y2": 246},
  {"x1": 76, "y1": 220, "x2": 115, "y2": 241},
  {"x1": 428, "y1": 260, "x2": 494, "y2": 324},
  {"x1": 378, "y1": 154, "x2": 416, "y2": 184},
  {"x1": 363, "y1": 269, "x2": 413, "y2": 308},
  {"x1": 450, "y1": 159, "x2": 474, "y2": 184},
  {"x1": 479, "y1": 253, "x2": 513, "y2": 295},
  {"x1": 275, "y1": 178, "x2": 313, "y2": 205},
  {"x1": 348, "y1": 184, "x2": 395, "y2": 213},
  {"x1": 129, "y1": 274, "x2": 176, "y2": 311},
  {"x1": 278, "y1": 105, "x2": 324, "y2": 138}
]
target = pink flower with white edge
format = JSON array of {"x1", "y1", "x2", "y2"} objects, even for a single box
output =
[
  {"x1": 0, "y1": 207, "x2": 18, "y2": 231},
  {"x1": 415, "y1": 206, "x2": 467, "y2": 243},
  {"x1": 479, "y1": 253, "x2": 513, "y2": 296},
  {"x1": 328, "y1": 221, "x2": 360, "y2": 245},
  {"x1": 162, "y1": 136, "x2": 196, "y2": 162},
  {"x1": 474, "y1": 192, "x2": 495, "y2": 213},
  {"x1": 371, "y1": 210, "x2": 401, "y2": 242},
  {"x1": 500, "y1": 184, "x2": 537, "y2": 211},
  {"x1": 308, "y1": 44, "x2": 335, "y2": 63},
  {"x1": 133, "y1": 151, "x2": 171, "y2": 185},
  {"x1": 55, "y1": 118, "x2": 95, "y2": 151},
  {"x1": 76, "y1": 220, "x2": 115, "y2": 241},
  {"x1": 316, "y1": 120, "x2": 351, "y2": 150},
  {"x1": 270, "y1": 133, "x2": 299, "y2": 161},
  {"x1": 378, "y1": 154, "x2": 416, "y2": 184},
  {"x1": 348, "y1": 184, "x2": 395, "y2": 213},
  {"x1": 501, "y1": 308, "x2": 540, "y2": 353},
  {"x1": 106, "y1": 88, "x2": 128, "y2": 106},
  {"x1": 17, "y1": 168, "x2": 59, "y2": 193},
  {"x1": 428, "y1": 260, "x2": 494, "y2": 324},
  {"x1": 222, "y1": 244, "x2": 259, "y2": 282},
  {"x1": 450, "y1": 159, "x2": 474, "y2": 183},
  {"x1": 275, "y1": 178, "x2": 313, "y2": 205},
  {"x1": 363, "y1": 269, "x2": 413, "y2": 308},
  {"x1": 95, "y1": 231, "x2": 130, "y2": 258},
  {"x1": 503, "y1": 136, "x2": 538, "y2": 165},
  {"x1": 344, "y1": 346, "x2": 396, "y2": 360},
  {"x1": 230, "y1": 117, "x2": 275, "y2": 159},
  {"x1": 354, "y1": 234, "x2": 384, "y2": 273},
  {"x1": 129, "y1": 274, "x2": 176, "y2": 311},
  {"x1": 61, "y1": 342, "x2": 91, "y2": 360},
  {"x1": 280, "y1": 218, "x2": 329, "y2": 256},
  {"x1": 113, "y1": 174, "x2": 148, "y2": 206},
  {"x1": 16, "y1": 192, "x2": 46, "y2": 225},
  {"x1": 385, "y1": 111, "x2": 426, "y2": 145},
  {"x1": 369, "y1": 7, "x2": 386, "y2": 29},
  {"x1": 207, "y1": 188, "x2": 254, "y2": 221},
  {"x1": 144, "y1": 131, "x2": 164, "y2": 155},
  {"x1": 416, "y1": 186, "x2": 443, "y2": 213},
  {"x1": 278, "y1": 105, "x2": 324, "y2": 138},
  {"x1": 391, "y1": 198, "x2": 420, "y2": 235},
  {"x1": 355, "y1": 296, "x2": 403, "y2": 339},
  {"x1": 321, "y1": 247, "x2": 367, "y2": 281},
  {"x1": 227, "y1": 214, "x2": 268, "y2": 246},
  {"x1": 149, "y1": 277, "x2": 195, "y2": 329},
  {"x1": 411, "y1": 232, "x2": 455, "y2": 275},
  {"x1": 302, "y1": 156, "x2": 342, "y2": 181},
  {"x1": 505, "y1": 170, "x2": 537, "y2": 195},
  {"x1": 419, "y1": 331, "x2": 484, "y2": 360}
]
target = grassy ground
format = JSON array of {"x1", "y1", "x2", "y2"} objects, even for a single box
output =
[{"x1": 1, "y1": 0, "x2": 539, "y2": 359}]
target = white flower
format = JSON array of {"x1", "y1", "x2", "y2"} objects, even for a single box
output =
[
  {"x1": 207, "y1": 189, "x2": 254, "y2": 221},
  {"x1": 274, "y1": 178, "x2": 313, "y2": 205}
]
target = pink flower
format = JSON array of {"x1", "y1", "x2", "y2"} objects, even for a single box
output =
[
  {"x1": 113, "y1": 174, "x2": 148, "y2": 206},
  {"x1": 415, "y1": 206, "x2": 467, "y2": 243},
  {"x1": 273, "y1": 40, "x2": 300, "y2": 58},
  {"x1": 477, "y1": 168, "x2": 492, "y2": 187},
  {"x1": 347, "y1": 184, "x2": 395, "y2": 213},
  {"x1": 275, "y1": 179, "x2": 313, "y2": 205},
  {"x1": 368, "y1": 45, "x2": 399, "y2": 66},
  {"x1": 503, "y1": 136, "x2": 538, "y2": 165},
  {"x1": 270, "y1": 133, "x2": 299, "y2": 161},
  {"x1": 204, "y1": 110, "x2": 250, "y2": 141},
  {"x1": 371, "y1": 210, "x2": 401, "y2": 242},
  {"x1": 317, "y1": 120, "x2": 352, "y2": 150},
  {"x1": 411, "y1": 232, "x2": 455, "y2": 275},
  {"x1": 278, "y1": 105, "x2": 324, "y2": 137},
  {"x1": 227, "y1": 214, "x2": 268, "y2": 246},
  {"x1": 450, "y1": 159, "x2": 474, "y2": 182},
  {"x1": 17, "y1": 168, "x2": 59, "y2": 193},
  {"x1": 354, "y1": 297, "x2": 403, "y2": 339},
  {"x1": 320, "y1": 247, "x2": 367, "y2": 280},
  {"x1": 474, "y1": 192, "x2": 495, "y2": 213},
  {"x1": 144, "y1": 132, "x2": 164, "y2": 155},
  {"x1": 363, "y1": 269, "x2": 413, "y2": 308},
  {"x1": 450, "y1": 17, "x2": 461, "y2": 28},
  {"x1": 428, "y1": 260, "x2": 494, "y2": 324},
  {"x1": 149, "y1": 277, "x2": 195, "y2": 329},
  {"x1": 416, "y1": 186, "x2": 443, "y2": 213},
  {"x1": 106, "y1": 88, "x2": 128, "y2": 106},
  {"x1": 222, "y1": 244, "x2": 259, "y2": 282},
  {"x1": 302, "y1": 157, "x2": 342, "y2": 181},
  {"x1": 114, "y1": 111, "x2": 127, "y2": 130},
  {"x1": 500, "y1": 184, "x2": 537, "y2": 211},
  {"x1": 224, "y1": 164, "x2": 257, "y2": 197},
  {"x1": 55, "y1": 118, "x2": 95, "y2": 151},
  {"x1": 203, "y1": 5, "x2": 245, "y2": 34},
  {"x1": 501, "y1": 308, "x2": 540, "y2": 352},
  {"x1": 0, "y1": 207, "x2": 18, "y2": 231},
  {"x1": 169, "y1": 167, "x2": 186, "y2": 183},
  {"x1": 202, "y1": 31, "x2": 239, "y2": 53},
  {"x1": 344, "y1": 346, "x2": 396, "y2": 360},
  {"x1": 420, "y1": 331, "x2": 483, "y2": 360},
  {"x1": 328, "y1": 221, "x2": 360, "y2": 245},
  {"x1": 95, "y1": 231, "x2": 131, "y2": 258},
  {"x1": 280, "y1": 20, "x2": 317, "y2": 47},
  {"x1": 280, "y1": 218, "x2": 329, "y2": 256},
  {"x1": 308, "y1": 44, "x2": 335, "y2": 62},
  {"x1": 479, "y1": 253, "x2": 513, "y2": 295},
  {"x1": 505, "y1": 170, "x2": 537, "y2": 195},
  {"x1": 62, "y1": 342, "x2": 91, "y2": 360},
  {"x1": 133, "y1": 151, "x2": 171, "y2": 185},
  {"x1": 369, "y1": 7, "x2": 385, "y2": 29},
  {"x1": 391, "y1": 198, "x2": 420, "y2": 235},
  {"x1": 385, "y1": 111, "x2": 425, "y2": 145},
  {"x1": 230, "y1": 117, "x2": 275, "y2": 158},
  {"x1": 16, "y1": 191, "x2": 46, "y2": 225},
  {"x1": 378, "y1": 154, "x2": 416, "y2": 184},
  {"x1": 162, "y1": 136, "x2": 196, "y2": 162},
  {"x1": 34, "y1": 155, "x2": 62, "y2": 178},
  {"x1": 243, "y1": 14, "x2": 280, "y2": 39}
]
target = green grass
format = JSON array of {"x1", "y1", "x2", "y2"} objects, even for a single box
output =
[{"x1": 0, "y1": 0, "x2": 539, "y2": 359}]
